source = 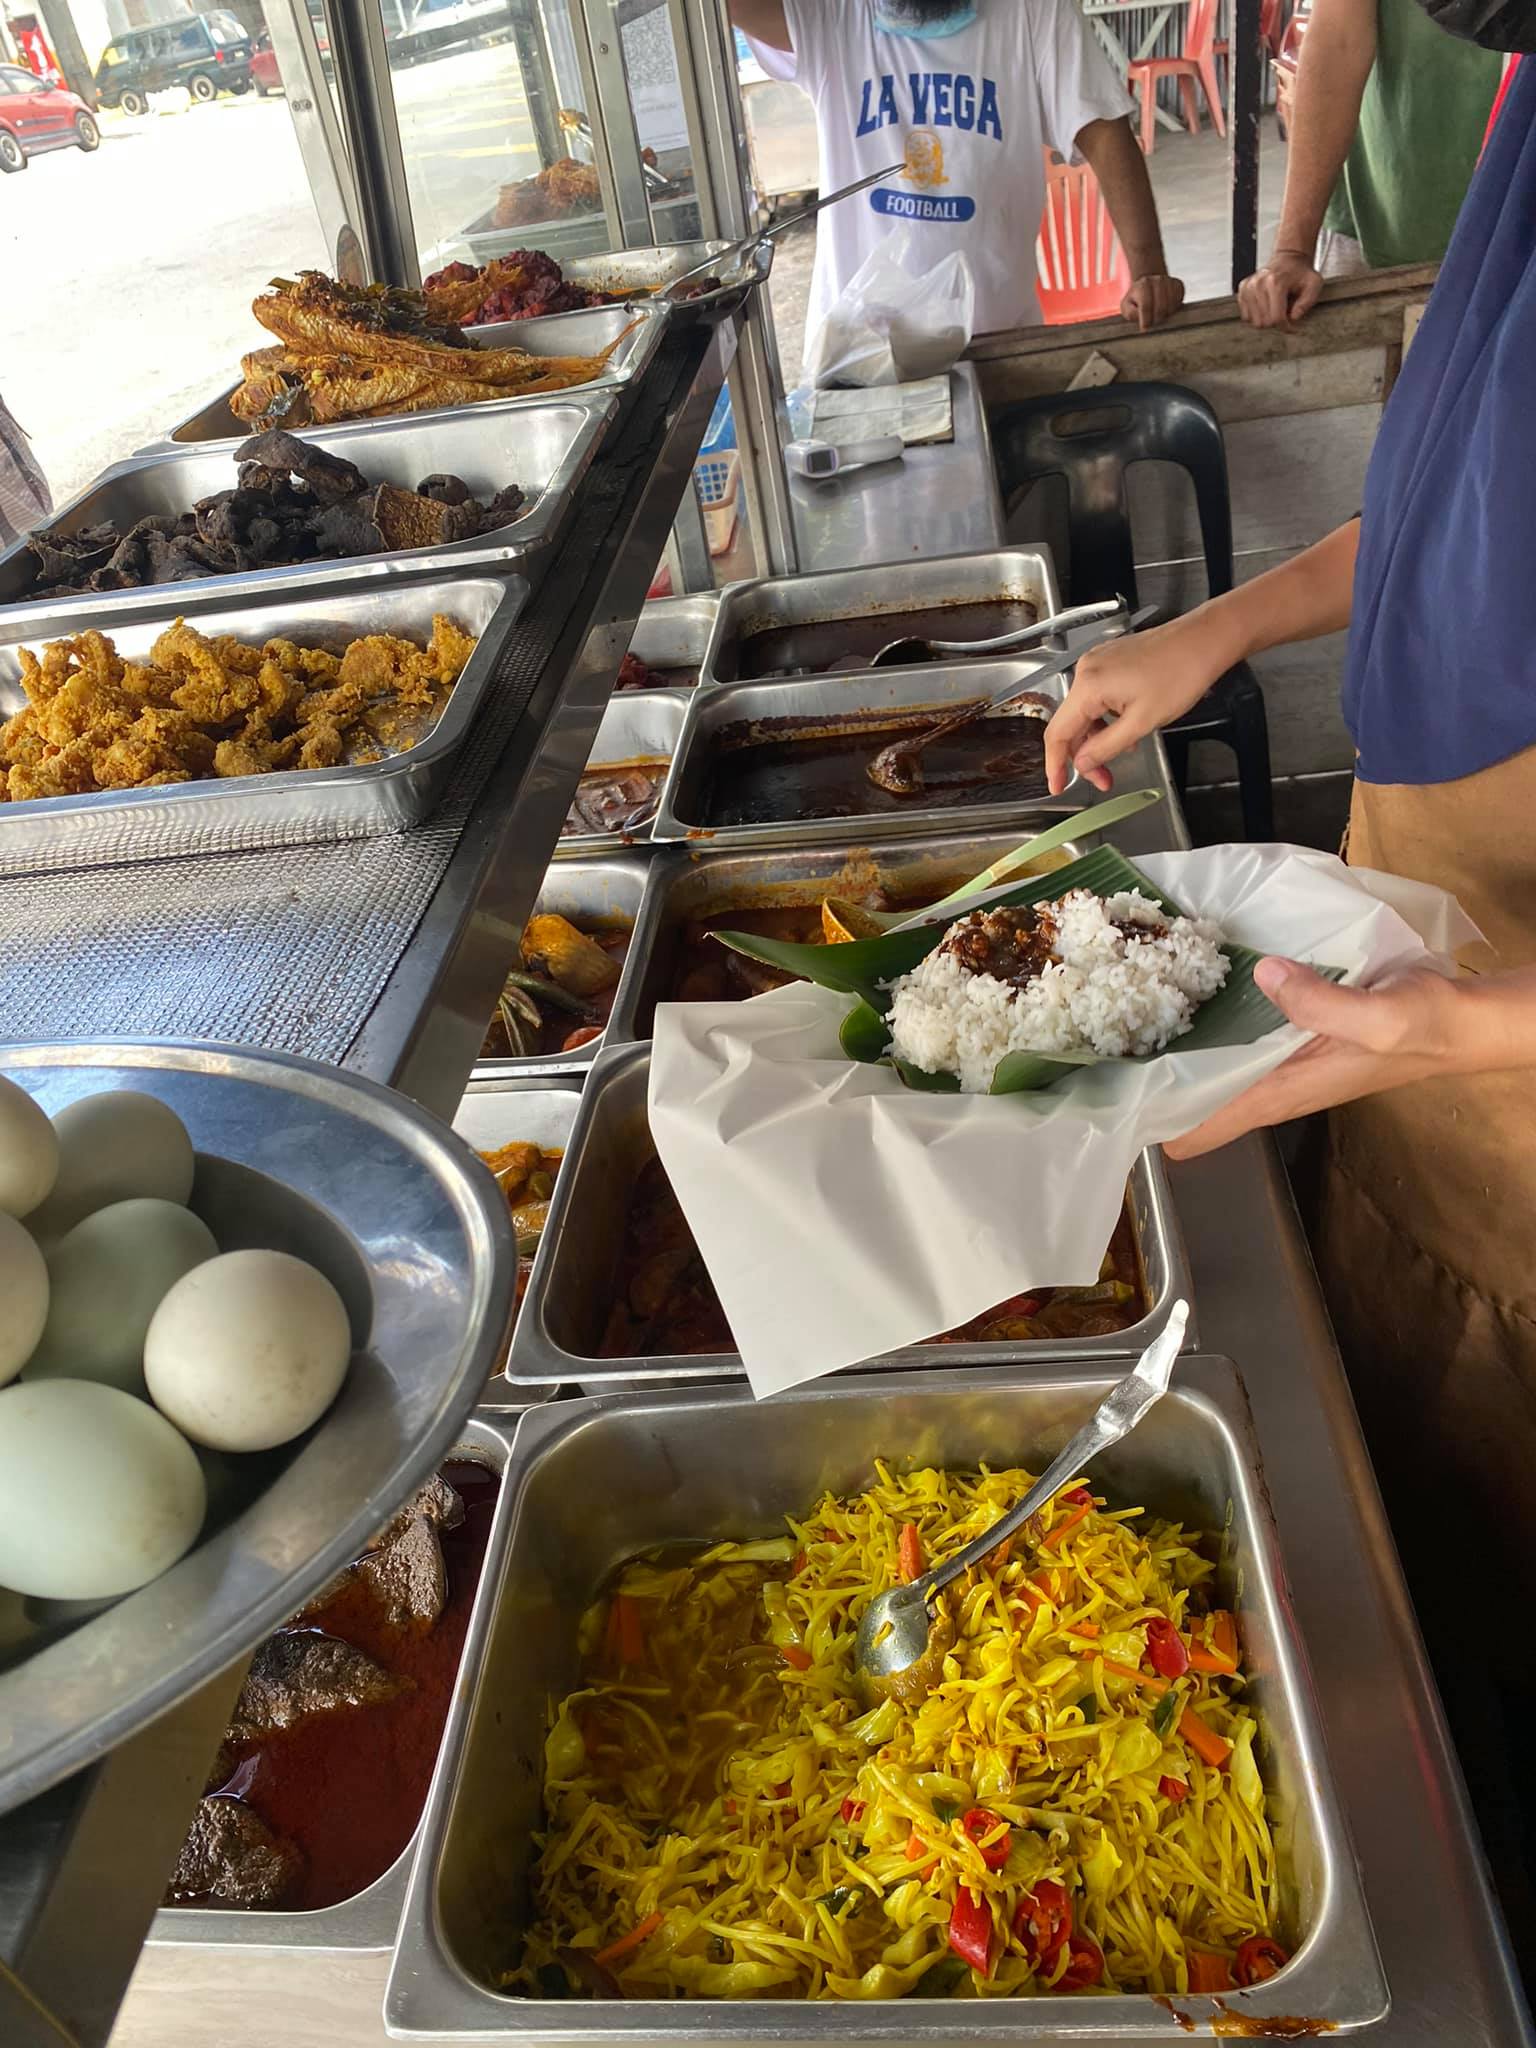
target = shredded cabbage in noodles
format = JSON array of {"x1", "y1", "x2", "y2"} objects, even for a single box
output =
[{"x1": 514, "y1": 1463, "x2": 1281, "y2": 2001}]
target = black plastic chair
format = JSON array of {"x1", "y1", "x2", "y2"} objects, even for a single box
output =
[{"x1": 989, "y1": 381, "x2": 1274, "y2": 839}]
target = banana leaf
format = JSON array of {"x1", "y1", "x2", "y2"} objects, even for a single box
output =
[{"x1": 715, "y1": 843, "x2": 1336, "y2": 1095}]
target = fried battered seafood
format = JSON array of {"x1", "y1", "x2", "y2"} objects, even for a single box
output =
[
  {"x1": 423, "y1": 250, "x2": 619, "y2": 327},
  {"x1": 0, "y1": 614, "x2": 475, "y2": 802},
  {"x1": 20, "y1": 433, "x2": 524, "y2": 600},
  {"x1": 491, "y1": 156, "x2": 600, "y2": 230},
  {"x1": 232, "y1": 270, "x2": 628, "y2": 428}
]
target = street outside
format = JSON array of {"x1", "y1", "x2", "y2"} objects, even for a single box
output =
[{"x1": 0, "y1": 43, "x2": 547, "y2": 506}]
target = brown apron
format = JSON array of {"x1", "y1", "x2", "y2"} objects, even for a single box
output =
[{"x1": 1316, "y1": 755, "x2": 1536, "y2": 1937}]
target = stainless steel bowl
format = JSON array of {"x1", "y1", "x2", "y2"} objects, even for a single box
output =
[
  {"x1": 508, "y1": 1044, "x2": 1192, "y2": 1393},
  {"x1": 607, "y1": 830, "x2": 1091, "y2": 1049},
  {"x1": 158, "y1": 305, "x2": 665, "y2": 448},
  {"x1": 701, "y1": 547, "x2": 1064, "y2": 687},
  {"x1": 385, "y1": 1365, "x2": 1387, "y2": 2039},
  {"x1": 149, "y1": 1411, "x2": 517, "y2": 1954},
  {"x1": 0, "y1": 575, "x2": 526, "y2": 875},
  {"x1": 650, "y1": 660, "x2": 1080, "y2": 853},
  {"x1": 0, "y1": 1041, "x2": 514, "y2": 1814},
  {"x1": 556, "y1": 688, "x2": 689, "y2": 860},
  {"x1": 0, "y1": 397, "x2": 617, "y2": 622},
  {"x1": 472, "y1": 858, "x2": 649, "y2": 1080}
]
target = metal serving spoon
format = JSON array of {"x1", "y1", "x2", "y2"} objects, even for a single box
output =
[
  {"x1": 661, "y1": 163, "x2": 906, "y2": 301},
  {"x1": 869, "y1": 595, "x2": 1128, "y2": 670},
  {"x1": 866, "y1": 605, "x2": 1156, "y2": 796},
  {"x1": 855, "y1": 1301, "x2": 1189, "y2": 1696}
]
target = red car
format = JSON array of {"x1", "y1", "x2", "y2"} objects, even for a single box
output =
[
  {"x1": 0, "y1": 62, "x2": 97, "y2": 172},
  {"x1": 250, "y1": 30, "x2": 281, "y2": 94}
]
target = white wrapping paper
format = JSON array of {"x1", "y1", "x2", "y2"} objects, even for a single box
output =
[{"x1": 648, "y1": 843, "x2": 1479, "y2": 1398}]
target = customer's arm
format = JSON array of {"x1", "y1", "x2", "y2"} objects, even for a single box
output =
[
  {"x1": 1165, "y1": 959, "x2": 1536, "y2": 1157},
  {"x1": 1239, "y1": 0, "x2": 1377, "y2": 327},
  {"x1": 1075, "y1": 116, "x2": 1186, "y2": 330},
  {"x1": 1044, "y1": 518, "x2": 1359, "y2": 792},
  {"x1": 729, "y1": 0, "x2": 790, "y2": 49}
]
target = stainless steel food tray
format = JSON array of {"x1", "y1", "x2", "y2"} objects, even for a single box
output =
[
  {"x1": 0, "y1": 1040, "x2": 514, "y2": 1814},
  {"x1": 701, "y1": 546, "x2": 1064, "y2": 686},
  {"x1": 608, "y1": 828, "x2": 1090, "y2": 1049},
  {"x1": 471, "y1": 857, "x2": 649, "y2": 1079},
  {"x1": 158, "y1": 304, "x2": 666, "y2": 449},
  {"x1": 149, "y1": 1411, "x2": 516, "y2": 1954},
  {"x1": 628, "y1": 590, "x2": 720, "y2": 688},
  {"x1": 0, "y1": 397, "x2": 617, "y2": 622},
  {"x1": 651, "y1": 658, "x2": 1081, "y2": 853},
  {"x1": 0, "y1": 576, "x2": 526, "y2": 876},
  {"x1": 556, "y1": 687, "x2": 689, "y2": 859},
  {"x1": 546, "y1": 236, "x2": 776, "y2": 315},
  {"x1": 507, "y1": 1043, "x2": 1192, "y2": 1393},
  {"x1": 385, "y1": 1364, "x2": 1387, "y2": 2039}
]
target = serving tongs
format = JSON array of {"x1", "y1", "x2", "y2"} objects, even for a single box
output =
[
  {"x1": 819, "y1": 786, "x2": 1164, "y2": 941},
  {"x1": 660, "y1": 163, "x2": 906, "y2": 302},
  {"x1": 856, "y1": 1302, "x2": 1189, "y2": 1697},
  {"x1": 866, "y1": 603, "x2": 1156, "y2": 795}
]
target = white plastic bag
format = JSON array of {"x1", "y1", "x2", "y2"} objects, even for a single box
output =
[{"x1": 805, "y1": 225, "x2": 975, "y2": 389}]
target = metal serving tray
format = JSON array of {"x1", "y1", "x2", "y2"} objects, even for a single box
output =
[
  {"x1": 508, "y1": 1043, "x2": 1192, "y2": 1392},
  {"x1": 0, "y1": 1040, "x2": 514, "y2": 1813},
  {"x1": 651, "y1": 659, "x2": 1082, "y2": 853},
  {"x1": 0, "y1": 397, "x2": 617, "y2": 623},
  {"x1": 627, "y1": 591, "x2": 720, "y2": 689},
  {"x1": 608, "y1": 828, "x2": 1088, "y2": 1049},
  {"x1": 149, "y1": 1411, "x2": 516, "y2": 1954},
  {"x1": 0, "y1": 576, "x2": 525, "y2": 876},
  {"x1": 556, "y1": 687, "x2": 689, "y2": 859},
  {"x1": 386, "y1": 1365, "x2": 1387, "y2": 2039},
  {"x1": 701, "y1": 547, "x2": 1064, "y2": 687},
  {"x1": 159, "y1": 304, "x2": 666, "y2": 449},
  {"x1": 472, "y1": 857, "x2": 649, "y2": 1079}
]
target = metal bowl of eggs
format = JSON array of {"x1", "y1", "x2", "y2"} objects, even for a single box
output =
[{"x1": 0, "y1": 1042, "x2": 514, "y2": 1813}]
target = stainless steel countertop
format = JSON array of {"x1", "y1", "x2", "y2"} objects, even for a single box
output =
[{"x1": 783, "y1": 364, "x2": 1005, "y2": 573}]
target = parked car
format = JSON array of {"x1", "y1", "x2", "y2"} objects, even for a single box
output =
[
  {"x1": 1274, "y1": 0, "x2": 1309, "y2": 142},
  {"x1": 0, "y1": 64, "x2": 98, "y2": 171},
  {"x1": 250, "y1": 9, "x2": 331, "y2": 96},
  {"x1": 94, "y1": 12, "x2": 253, "y2": 116}
]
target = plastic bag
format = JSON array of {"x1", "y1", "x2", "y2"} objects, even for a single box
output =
[{"x1": 804, "y1": 225, "x2": 975, "y2": 389}]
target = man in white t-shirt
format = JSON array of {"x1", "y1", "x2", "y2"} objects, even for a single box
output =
[{"x1": 733, "y1": 0, "x2": 1185, "y2": 349}]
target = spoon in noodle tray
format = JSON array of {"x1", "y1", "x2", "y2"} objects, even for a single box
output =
[
  {"x1": 865, "y1": 604, "x2": 1157, "y2": 797},
  {"x1": 856, "y1": 1301, "x2": 1189, "y2": 1698}
]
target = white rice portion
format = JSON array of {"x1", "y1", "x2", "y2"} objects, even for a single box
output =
[{"x1": 885, "y1": 889, "x2": 1230, "y2": 1093}]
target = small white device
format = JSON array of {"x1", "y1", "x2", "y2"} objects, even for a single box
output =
[{"x1": 783, "y1": 435, "x2": 906, "y2": 480}]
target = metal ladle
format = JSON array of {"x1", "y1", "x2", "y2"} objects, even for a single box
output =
[
  {"x1": 661, "y1": 163, "x2": 905, "y2": 301},
  {"x1": 868, "y1": 595, "x2": 1129, "y2": 670},
  {"x1": 865, "y1": 604, "x2": 1156, "y2": 795},
  {"x1": 855, "y1": 1301, "x2": 1189, "y2": 1695}
]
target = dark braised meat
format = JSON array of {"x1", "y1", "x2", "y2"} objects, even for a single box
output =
[
  {"x1": 562, "y1": 763, "x2": 664, "y2": 837},
  {"x1": 20, "y1": 440, "x2": 523, "y2": 601},
  {"x1": 616, "y1": 651, "x2": 666, "y2": 692},
  {"x1": 169, "y1": 1797, "x2": 303, "y2": 1908},
  {"x1": 302, "y1": 1476, "x2": 464, "y2": 1626},
  {"x1": 937, "y1": 904, "x2": 1060, "y2": 987},
  {"x1": 232, "y1": 1633, "x2": 407, "y2": 1737}
]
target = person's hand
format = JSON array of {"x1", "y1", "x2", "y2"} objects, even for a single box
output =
[
  {"x1": 1164, "y1": 958, "x2": 1464, "y2": 1160},
  {"x1": 1237, "y1": 250, "x2": 1323, "y2": 329},
  {"x1": 1044, "y1": 609, "x2": 1235, "y2": 794},
  {"x1": 1121, "y1": 272, "x2": 1186, "y2": 332}
]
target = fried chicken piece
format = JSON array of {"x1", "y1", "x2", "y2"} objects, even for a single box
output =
[{"x1": 296, "y1": 716, "x2": 345, "y2": 770}]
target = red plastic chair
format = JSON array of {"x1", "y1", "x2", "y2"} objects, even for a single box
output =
[
  {"x1": 1129, "y1": 0, "x2": 1226, "y2": 154},
  {"x1": 1035, "y1": 152, "x2": 1131, "y2": 326}
]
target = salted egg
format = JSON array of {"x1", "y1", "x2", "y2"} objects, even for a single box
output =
[
  {"x1": 0, "y1": 1074, "x2": 58, "y2": 1220},
  {"x1": 0, "y1": 1379, "x2": 206, "y2": 1600},
  {"x1": 145, "y1": 1248, "x2": 352, "y2": 1453},
  {"x1": 25, "y1": 1199, "x2": 218, "y2": 1396},
  {"x1": 25, "y1": 1091, "x2": 196, "y2": 1246},
  {"x1": 0, "y1": 1213, "x2": 48, "y2": 1387}
]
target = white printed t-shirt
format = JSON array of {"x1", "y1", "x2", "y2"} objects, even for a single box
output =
[{"x1": 747, "y1": 0, "x2": 1134, "y2": 345}]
